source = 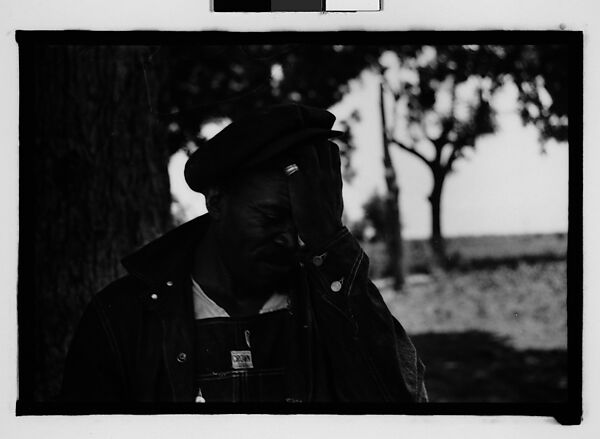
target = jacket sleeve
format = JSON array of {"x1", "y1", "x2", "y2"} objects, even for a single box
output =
[
  {"x1": 61, "y1": 295, "x2": 126, "y2": 402},
  {"x1": 302, "y1": 227, "x2": 428, "y2": 402}
]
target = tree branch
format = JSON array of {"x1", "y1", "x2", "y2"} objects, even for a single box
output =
[
  {"x1": 433, "y1": 77, "x2": 458, "y2": 151},
  {"x1": 443, "y1": 143, "x2": 463, "y2": 173},
  {"x1": 433, "y1": 119, "x2": 454, "y2": 150},
  {"x1": 389, "y1": 137, "x2": 434, "y2": 170}
]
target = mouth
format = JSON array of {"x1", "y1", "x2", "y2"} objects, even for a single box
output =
[
  {"x1": 259, "y1": 251, "x2": 296, "y2": 272},
  {"x1": 263, "y1": 254, "x2": 294, "y2": 268},
  {"x1": 253, "y1": 261, "x2": 291, "y2": 281}
]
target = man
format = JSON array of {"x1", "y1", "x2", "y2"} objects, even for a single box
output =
[{"x1": 62, "y1": 104, "x2": 427, "y2": 403}]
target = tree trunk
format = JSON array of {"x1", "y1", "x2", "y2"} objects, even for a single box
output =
[
  {"x1": 429, "y1": 177, "x2": 448, "y2": 268},
  {"x1": 19, "y1": 45, "x2": 172, "y2": 401},
  {"x1": 378, "y1": 83, "x2": 404, "y2": 290},
  {"x1": 384, "y1": 185, "x2": 404, "y2": 289}
]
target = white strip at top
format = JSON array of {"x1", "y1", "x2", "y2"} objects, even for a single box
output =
[{"x1": 325, "y1": 0, "x2": 381, "y2": 11}]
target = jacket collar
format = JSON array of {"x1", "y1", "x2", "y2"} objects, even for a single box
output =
[{"x1": 121, "y1": 214, "x2": 211, "y2": 289}]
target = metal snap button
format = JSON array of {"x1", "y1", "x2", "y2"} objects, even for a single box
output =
[
  {"x1": 150, "y1": 293, "x2": 158, "y2": 300},
  {"x1": 166, "y1": 280, "x2": 174, "y2": 287},
  {"x1": 330, "y1": 281, "x2": 342, "y2": 292},
  {"x1": 177, "y1": 352, "x2": 187, "y2": 363},
  {"x1": 312, "y1": 255, "x2": 324, "y2": 267}
]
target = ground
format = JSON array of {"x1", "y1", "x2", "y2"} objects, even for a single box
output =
[{"x1": 365, "y1": 234, "x2": 568, "y2": 402}]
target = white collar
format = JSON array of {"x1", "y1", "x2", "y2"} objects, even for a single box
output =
[{"x1": 191, "y1": 276, "x2": 290, "y2": 320}]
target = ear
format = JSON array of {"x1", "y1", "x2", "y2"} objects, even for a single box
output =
[{"x1": 205, "y1": 187, "x2": 225, "y2": 220}]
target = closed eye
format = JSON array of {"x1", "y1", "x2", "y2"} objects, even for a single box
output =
[{"x1": 256, "y1": 205, "x2": 289, "y2": 221}]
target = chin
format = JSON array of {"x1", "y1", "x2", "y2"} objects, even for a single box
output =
[{"x1": 253, "y1": 262, "x2": 292, "y2": 288}]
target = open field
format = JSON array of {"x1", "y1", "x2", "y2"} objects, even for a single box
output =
[
  {"x1": 380, "y1": 261, "x2": 568, "y2": 402},
  {"x1": 363, "y1": 232, "x2": 567, "y2": 277},
  {"x1": 379, "y1": 261, "x2": 567, "y2": 350},
  {"x1": 365, "y1": 233, "x2": 569, "y2": 402}
]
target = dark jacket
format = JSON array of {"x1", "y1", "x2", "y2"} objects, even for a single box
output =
[{"x1": 62, "y1": 215, "x2": 427, "y2": 403}]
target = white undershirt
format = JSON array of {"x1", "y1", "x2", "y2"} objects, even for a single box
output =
[{"x1": 191, "y1": 276, "x2": 290, "y2": 320}]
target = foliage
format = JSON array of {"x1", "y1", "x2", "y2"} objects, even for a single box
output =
[
  {"x1": 361, "y1": 192, "x2": 389, "y2": 242},
  {"x1": 346, "y1": 45, "x2": 569, "y2": 265},
  {"x1": 157, "y1": 44, "x2": 568, "y2": 152},
  {"x1": 502, "y1": 45, "x2": 569, "y2": 142},
  {"x1": 381, "y1": 45, "x2": 569, "y2": 142},
  {"x1": 157, "y1": 45, "x2": 379, "y2": 154}
]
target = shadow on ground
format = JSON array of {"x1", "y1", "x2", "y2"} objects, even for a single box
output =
[{"x1": 410, "y1": 330, "x2": 568, "y2": 402}]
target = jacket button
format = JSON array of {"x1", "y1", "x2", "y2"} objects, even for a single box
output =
[
  {"x1": 312, "y1": 255, "x2": 324, "y2": 267},
  {"x1": 177, "y1": 352, "x2": 187, "y2": 363},
  {"x1": 150, "y1": 293, "x2": 158, "y2": 300},
  {"x1": 166, "y1": 280, "x2": 174, "y2": 287},
  {"x1": 330, "y1": 281, "x2": 342, "y2": 292}
]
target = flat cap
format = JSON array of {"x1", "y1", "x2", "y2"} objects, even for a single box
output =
[{"x1": 184, "y1": 103, "x2": 342, "y2": 193}]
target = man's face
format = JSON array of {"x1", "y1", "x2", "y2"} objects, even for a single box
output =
[{"x1": 215, "y1": 168, "x2": 298, "y2": 290}]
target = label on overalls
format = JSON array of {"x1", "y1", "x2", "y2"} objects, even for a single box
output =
[{"x1": 231, "y1": 350, "x2": 254, "y2": 369}]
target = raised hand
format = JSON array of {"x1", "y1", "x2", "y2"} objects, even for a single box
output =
[{"x1": 285, "y1": 140, "x2": 344, "y2": 252}]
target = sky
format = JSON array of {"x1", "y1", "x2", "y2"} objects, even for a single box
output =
[{"x1": 169, "y1": 68, "x2": 569, "y2": 240}]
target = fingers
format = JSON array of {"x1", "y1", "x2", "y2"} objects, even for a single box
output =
[
  {"x1": 328, "y1": 141, "x2": 344, "y2": 219},
  {"x1": 329, "y1": 142, "x2": 342, "y2": 180},
  {"x1": 284, "y1": 140, "x2": 344, "y2": 249},
  {"x1": 328, "y1": 141, "x2": 341, "y2": 178},
  {"x1": 314, "y1": 139, "x2": 331, "y2": 173},
  {"x1": 286, "y1": 140, "x2": 334, "y2": 173},
  {"x1": 287, "y1": 143, "x2": 319, "y2": 178}
]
